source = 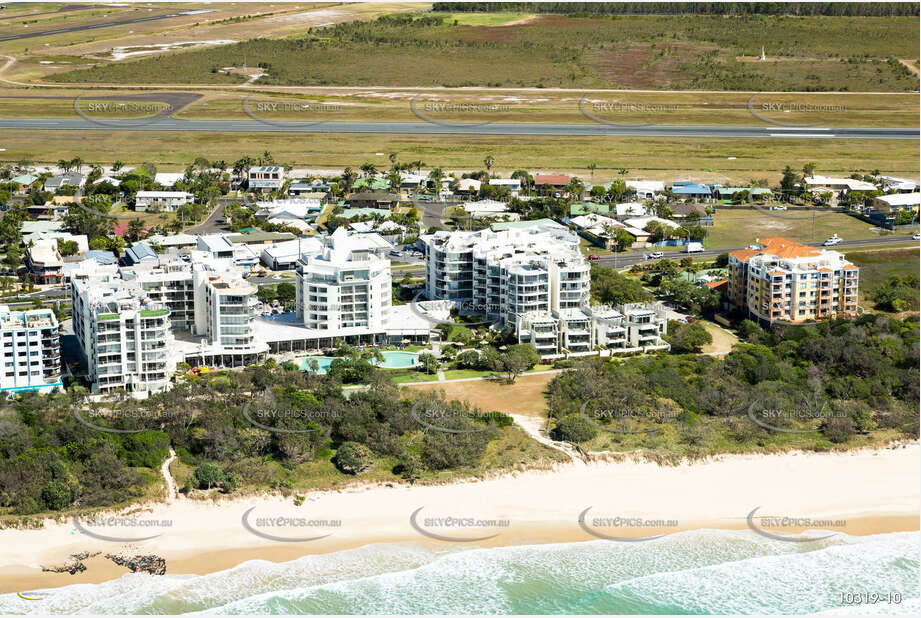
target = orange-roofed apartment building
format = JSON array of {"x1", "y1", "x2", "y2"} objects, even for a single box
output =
[{"x1": 728, "y1": 237, "x2": 859, "y2": 325}]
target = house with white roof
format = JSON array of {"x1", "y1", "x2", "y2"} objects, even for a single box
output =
[
  {"x1": 874, "y1": 192, "x2": 920, "y2": 213},
  {"x1": 625, "y1": 180, "x2": 665, "y2": 200},
  {"x1": 462, "y1": 199, "x2": 518, "y2": 220},
  {"x1": 880, "y1": 176, "x2": 919, "y2": 193},
  {"x1": 488, "y1": 178, "x2": 521, "y2": 197},
  {"x1": 804, "y1": 175, "x2": 877, "y2": 193},
  {"x1": 614, "y1": 202, "x2": 648, "y2": 217},
  {"x1": 135, "y1": 190, "x2": 193, "y2": 212},
  {"x1": 624, "y1": 216, "x2": 680, "y2": 231},
  {"x1": 154, "y1": 172, "x2": 186, "y2": 188}
]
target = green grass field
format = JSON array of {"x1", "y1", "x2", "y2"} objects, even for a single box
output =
[
  {"x1": 705, "y1": 208, "x2": 888, "y2": 249},
  {"x1": 845, "y1": 247, "x2": 920, "y2": 306}
]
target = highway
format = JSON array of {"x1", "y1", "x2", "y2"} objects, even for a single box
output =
[{"x1": 0, "y1": 117, "x2": 917, "y2": 139}]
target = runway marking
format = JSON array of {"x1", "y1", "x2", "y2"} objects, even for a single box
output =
[{"x1": 770, "y1": 133, "x2": 836, "y2": 138}]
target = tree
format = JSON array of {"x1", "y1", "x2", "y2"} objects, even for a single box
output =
[
  {"x1": 359, "y1": 162, "x2": 377, "y2": 178},
  {"x1": 483, "y1": 154, "x2": 494, "y2": 173},
  {"x1": 56, "y1": 239, "x2": 79, "y2": 256},
  {"x1": 665, "y1": 322, "x2": 713, "y2": 353},
  {"x1": 276, "y1": 282, "x2": 296, "y2": 303},
  {"x1": 333, "y1": 442, "x2": 374, "y2": 474},
  {"x1": 418, "y1": 352, "x2": 439, "y2": 374},
  {"x1": 193, "y1": 462, "x2": 224, "y2": 490},
  {"x1": 566, "y1": 177, "x2": 585, "y2": 200},
  {"x1": 256, "y1": 286, "x2": 276, "y2": 304},
  {"x1": 553, "y1": 414, "x2": 597, "y2": 443},
  {"x1": 493, "y1": 343, "x2": 539, "y2": 384},
  {"x1": 587, "y1": 161, "x2": 597, "y2": 179}
]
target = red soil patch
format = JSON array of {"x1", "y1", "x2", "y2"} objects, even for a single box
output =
[{"x1": 585, "y1": 42, "x2": 712, "y2": 89}]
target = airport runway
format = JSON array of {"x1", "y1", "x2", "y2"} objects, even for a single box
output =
[
  {"x1": 0, "y1": 117, "x2": 917, "y2": 138},
  {"x1": 0, "y1": 8, "x2": 214, "y2": 43}
]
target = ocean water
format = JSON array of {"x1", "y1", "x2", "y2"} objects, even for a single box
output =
[{"x1": 1, "y1": 530, "x2": 917, "y2": 615}]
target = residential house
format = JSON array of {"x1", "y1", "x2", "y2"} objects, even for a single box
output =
[
  {"x1": 124, "y1": 242, "x2": 160, "y2": 266},
  {"x1": 135, "y1": 190, "x2": 193, "y2": 212},
  {"x1": 488, "y1": 178, "x2": 521, "y2": 197},
  {"x1": 43, "y1": 172, "x2": 85, "y2": 192},
  {"x1": 671, "y1": 182, "x2": 711, "y2": 201},
  {"x1": 248, "y1": 166, "x2": 285, "y2": 192},
  {"x1": 348, "y1": 191, "x2": 400, "y2": 209},
  {"x1": 626, "y1": 180, "x2": 665, "y2": 200}
]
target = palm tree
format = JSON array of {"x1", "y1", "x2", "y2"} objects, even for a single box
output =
[
  {"x1": 57, "y1": 159, "x2": 71, "y2": 173},
  {"x1": 566, "y1": 177, "x2": 585, "y2": 201},
  {"x1": 389, "y1": 152, "x2": 398, "y2": 165},
  {"x1": 483, "y1": 154, "x2": 494, "y2": 173},
  {"x1": 359, "y1": 162, "x2": 377, "y2": 178},
  {"x1": 588, "y1": 162, "x2": 597, "y2": 179},
  {"x1": 428, "y1": 168, "x2": 444, "y2": 195},
  {"x1": 387, "y1": 169, "x2": 402, "y2": 192},
  {"x1": 341, "y1": 167, "x2": 357, "y2": 193}
]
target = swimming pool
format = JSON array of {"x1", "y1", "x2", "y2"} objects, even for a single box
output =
[{"x1": 299, "y1": 351, "x2": 419, "y2": 373}]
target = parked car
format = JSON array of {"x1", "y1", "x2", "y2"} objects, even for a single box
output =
[
  {"x1": 823, "y1": 235, "x2": 843, "y2": 246},
  {"x1": 648, "y1": 251, "x2": 664, "y2": 259}
]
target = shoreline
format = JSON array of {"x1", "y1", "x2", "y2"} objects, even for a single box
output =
[{"x1": 1, "y1": 443, "x2": 918, "y2": 593}]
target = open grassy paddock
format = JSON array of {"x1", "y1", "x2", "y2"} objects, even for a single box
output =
[
  {"x1": 845, "y1": 247, "x2": 921, "y2": 306},
  {"x1": 704, "y1": 208, "x2": 893, "y2": 249},
  {"x1": 0, "y1": 130, "x2": 916, "y2": 184}
]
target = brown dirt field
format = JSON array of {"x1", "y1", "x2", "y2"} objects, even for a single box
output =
[
  {"x1": 586, "y1": 42, "x2": 713, "y2": 89},
  {"x1": 700, "y1": 321, "x2": 739, "y2": 356},
  {"x1": 400, "y1": 372, "x2": 557, "y2": 419}
]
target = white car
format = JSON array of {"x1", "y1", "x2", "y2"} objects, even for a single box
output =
[
  {"x1": 771, "y1": 205, "x2": 788, "y2": 211},
  {"x1": 823, "y1": 235, "x2": 843, "y2": 246},
  {"x1": 648, "y1": 251, "x2": 664, "y2": 259},
  {"x1": 913, "y1": 233, "x2": 921, "y2": 241}
]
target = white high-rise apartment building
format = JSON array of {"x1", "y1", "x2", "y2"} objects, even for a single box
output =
[
  {"x1": 421, "y1": 224, "x2": 668, "y2": 357},
  {"x1": 0, "y1": 305, "x2": 62, "y2": 394},
  {"x1": 294, "y1": 227, "x2": 392, "y2": 335},
  {"x1": 71, "y1": 277, "x2": 177, "y2": 396},
  {"x1": 70, "y1": 253, "x2": 267, "y2": 395},
  {"x1": 422, "y1": 223, "x2": 589, "y2": 323}
]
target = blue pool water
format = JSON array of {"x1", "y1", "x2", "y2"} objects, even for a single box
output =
[{"x1": 299, "y1": 351, "x2": 418, "y2": 373}]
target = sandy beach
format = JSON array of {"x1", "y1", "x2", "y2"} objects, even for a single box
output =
[{"x1": 1, "y1": 443, "x2": 918, "y2": 593}]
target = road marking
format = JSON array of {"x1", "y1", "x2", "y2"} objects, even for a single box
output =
[{"x1": 769, "y1": 127, "x2": 830, "y2": 131}]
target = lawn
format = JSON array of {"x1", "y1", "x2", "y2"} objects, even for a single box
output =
[
  {"x1": 705, "y1": 208, "x2": 884, "y2": 249},
  {"x1": 391, "y1": 372, "x2": 439, "y2": 384},
  {"x1": 845, "y1": 247, "x2": 920, "y2": 306},
  {"x1": 432, "y1": 12, "x2": 534, "y2": 27}
]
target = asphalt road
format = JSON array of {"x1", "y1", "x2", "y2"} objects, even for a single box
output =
[
  {"x1": 591, "y1": 234, "x2": 918, "y2": 269},
  {"x1": 0, "y1": 117, "x2": 917, "y2": 139}
]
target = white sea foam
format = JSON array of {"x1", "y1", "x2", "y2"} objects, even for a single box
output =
[{"x1": 1, "y1": 531, "x2": 916, "y2": 615}]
